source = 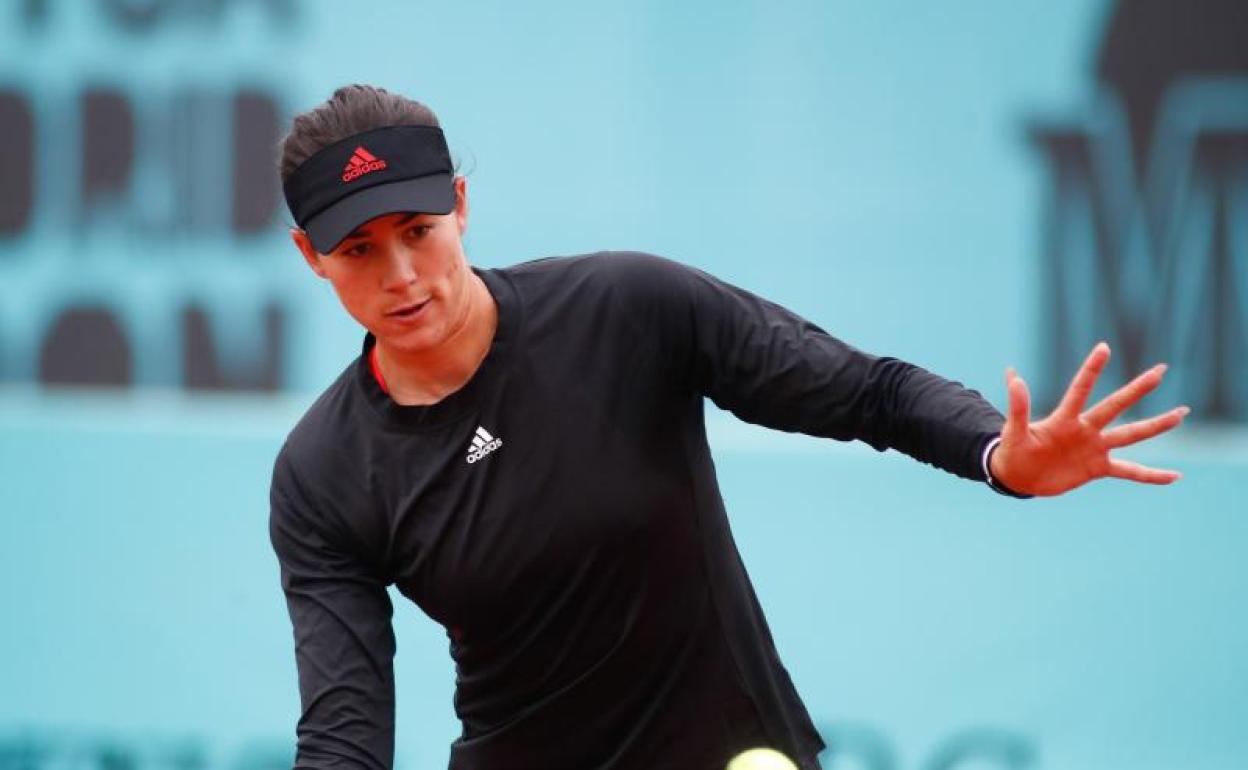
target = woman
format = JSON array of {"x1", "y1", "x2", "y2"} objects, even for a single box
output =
[{"x1": 269, "y1": 85, "x2": 1187, "y2": 770}]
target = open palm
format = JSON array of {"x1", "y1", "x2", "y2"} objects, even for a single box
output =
[{"x1": 989, "y1": 342, "x2": 1189, "y2": 497}]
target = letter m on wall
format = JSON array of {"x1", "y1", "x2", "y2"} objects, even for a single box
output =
[{"x1": 1028, "y1": 82, "x2": 1248, "y2": 422}]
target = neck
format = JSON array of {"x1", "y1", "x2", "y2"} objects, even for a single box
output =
[{"x1": 374, "y1": 273, "x2": 498, "y2": 406}]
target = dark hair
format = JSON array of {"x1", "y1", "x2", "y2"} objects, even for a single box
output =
[{"x1": 278, "y1": 84, "x2": 444, "y2": 184}]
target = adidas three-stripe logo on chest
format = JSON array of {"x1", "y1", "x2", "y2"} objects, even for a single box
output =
[{"x1": 466, "y1": 426, "x2": 502, "y2": 464}]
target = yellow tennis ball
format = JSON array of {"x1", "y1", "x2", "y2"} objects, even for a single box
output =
[{"x1": 726, "y1": 747, "x2": 799, "y2": 770}]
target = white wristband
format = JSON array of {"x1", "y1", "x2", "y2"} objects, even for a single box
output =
[{"x1": 981, "y1": 435, "x2": 1033, "y2": 499}]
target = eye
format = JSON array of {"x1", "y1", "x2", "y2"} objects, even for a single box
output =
[
  {"x1": 406, "y1": 224, "x2": 434, "y2": 239},
  {"x1": 339, "y1": 241, "x2": 371, "y2": 258}
]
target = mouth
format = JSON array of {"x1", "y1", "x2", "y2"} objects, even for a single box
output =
[{"x1": 385, "y1": 299, "x2": 431, "y2": 321}]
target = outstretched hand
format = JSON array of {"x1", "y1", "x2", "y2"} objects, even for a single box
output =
[{"x1": 989, "y1": 342, "x2": 1189, "y2": 497}]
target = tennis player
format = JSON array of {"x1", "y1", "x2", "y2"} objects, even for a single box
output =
[{"x1": 269, "y1": 84, "x2": 1187, "y2": 770}]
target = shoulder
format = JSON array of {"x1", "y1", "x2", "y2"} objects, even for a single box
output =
[
  {"x1": 503, "y1": 249, "x2": 691, "y2": 281},
  {"x1": 271, "y1": 359, "x2": 362, "y2": 501},
  {"x1": 498, "y1": 250, "x2": 700, "y2": 308}
]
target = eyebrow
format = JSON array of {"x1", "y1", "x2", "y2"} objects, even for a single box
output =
[{"x1": 341, "y1": 212, "x2": 423, "y2": 242}]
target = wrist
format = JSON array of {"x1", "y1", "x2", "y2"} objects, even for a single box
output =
[{"x1": 982, "y1": 435, "x2": 1034, "y2": 499}]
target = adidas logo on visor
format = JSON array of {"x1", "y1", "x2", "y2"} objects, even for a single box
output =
[
  {"x1": 341, "y1": 145, "x2": 387, "y2": 183},
  {"x1": 466, "y1": 426, "x2": 503, "y2": 464}
]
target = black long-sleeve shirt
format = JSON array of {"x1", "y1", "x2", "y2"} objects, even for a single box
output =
[{"x1": 269, "y1": 252, "x2": 1009, "y2": 770}]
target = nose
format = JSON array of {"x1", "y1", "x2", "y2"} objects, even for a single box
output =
[{"x1": 380, "y1": 242, "x2": 419, "y2": 292}]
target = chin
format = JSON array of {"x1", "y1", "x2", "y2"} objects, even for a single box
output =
[{"x1": 376, "y1": 324, "x2": 445, "y2": 354}]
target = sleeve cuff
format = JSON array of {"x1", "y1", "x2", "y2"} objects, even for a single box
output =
[{"x1": 980, "y1": 435, "x2": 1034, "y2": 499}]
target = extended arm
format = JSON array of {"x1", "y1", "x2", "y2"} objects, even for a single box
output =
[
  {"x1": 625, "y1": 253, "x2": 1006, "y2": 483},
  {"x1": 642, "y1": 254, "x2": 1186, "y2": 497}
]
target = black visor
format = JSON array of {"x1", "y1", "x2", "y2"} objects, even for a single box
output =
[{"x1": 282, "y1": 125, "x2": 455, "y2": 253}]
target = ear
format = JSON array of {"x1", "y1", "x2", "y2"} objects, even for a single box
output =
[
  {"x1": 453, "y1": 175, "x2": 469, "y2": 236},
  {"x1": 291, "y1": 228, "x2": 328, "y2": 278}
]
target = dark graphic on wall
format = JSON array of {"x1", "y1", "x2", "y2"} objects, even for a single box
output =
[
  {"x1": 0, "y1": 1, "x2": 295, "y2": 391},
  {"x1": 1028, "y1": 0, "x2": 1248, "y2": 421}
]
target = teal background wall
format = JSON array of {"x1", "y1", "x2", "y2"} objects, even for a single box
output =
[{"x1": 2, "y1": 2, "x2": 1245, "y2": 769}]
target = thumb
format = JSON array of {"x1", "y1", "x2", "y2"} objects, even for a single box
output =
[{"x1": 1003, "y1": 366, "x2": 1031, "y2": 443}]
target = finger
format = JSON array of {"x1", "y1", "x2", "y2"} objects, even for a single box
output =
[
  {"x1": 1102, "y1": 405, "x2": 1190, "y2": 449},
  {"x1": 1106, "y1": 458, "x2": 1183, "y2": 484},
  {"x1": 1055, "y1": 341, "x2": 1110, "y2": 418},
  {"x1": 1003, "y1": 366, "x2": 1031, "y2": 443},
  {"x1": 1084, "y1": 362, "x2": 1168, "y2": 429}
]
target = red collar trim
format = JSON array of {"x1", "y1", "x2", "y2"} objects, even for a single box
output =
[{"x1": 368, "y1": 344, "x2": 390, "y2": 394}]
